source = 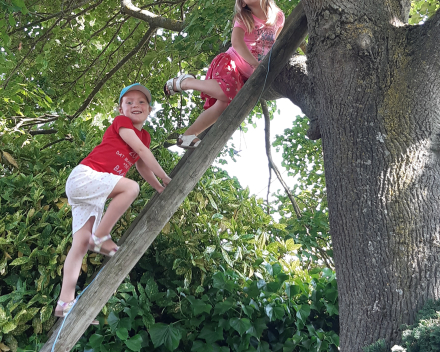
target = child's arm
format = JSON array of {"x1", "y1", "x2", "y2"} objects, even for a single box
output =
[
  {"x1": 135, "y1": 158, "x2": 166, "y2": 193},
  {"x1": 231, "y1": 27, "x2": 259, "y2": 68},
  {"x1": 119, "y1": 128, "x2": 171, "y2": 191}
]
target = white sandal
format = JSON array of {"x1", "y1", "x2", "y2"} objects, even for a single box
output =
[
  {"x1": 164, "y1": 73, "x2": 195, "y2": 96},
  {"x1": 176, "y1": 134, "x2": 201, "y2": 149},
  {"x1": 88, "y1": 234, "x2": 119, "y2": 257},
  {"x1": 54, "y1": 299, "x2": 99, "y2": 325}
]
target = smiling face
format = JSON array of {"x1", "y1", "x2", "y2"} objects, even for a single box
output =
[{"x1": 118, "y1": 90, "x2": 152, "y2": 130}]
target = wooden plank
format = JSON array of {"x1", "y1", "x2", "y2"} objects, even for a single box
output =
[{"x1": 40, "y1": 3, "x2": 307, "y2": 351}]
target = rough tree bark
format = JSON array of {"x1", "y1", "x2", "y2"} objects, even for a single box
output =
[{"x1": 269, "y1": 1, "x2": 440, "y2": 350}]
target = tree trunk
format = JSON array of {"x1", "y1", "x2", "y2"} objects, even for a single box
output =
[{"x1": 297, "y1": 0, "x2": 440, "y2": 350}]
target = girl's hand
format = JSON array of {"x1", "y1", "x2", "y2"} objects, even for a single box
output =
[
  {"x1": 162, "y1": 176, "x2": 172, "y2": 187},
  {"x1": 157, "y1": 185, "x2": 166, "y2": 193}
]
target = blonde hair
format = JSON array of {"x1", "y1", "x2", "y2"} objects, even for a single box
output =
[{"x1": 233, "y1": 0, "x2": 281, "y2": 33}]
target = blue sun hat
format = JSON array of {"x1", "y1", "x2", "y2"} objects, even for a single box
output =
[{"x1": 119, "y1": 83, "x2": 152, "y2": 106}]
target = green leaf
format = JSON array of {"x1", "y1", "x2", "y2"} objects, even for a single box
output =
[
  {"x1": 213, "y1": 298, "x2": 234, "y2": 315},
  {"x1": 229, "y1": 318, "x2": 252, "y2": 336},
  {"x1": 207, "y1": 194, "x2": 218, "y2": 210},
  {"x1": 2, "y1": 321, "x2": 17, "y2": 334},
  {"x1": 40, "y1": 305, "x2": 52, "y2": 323},
  {"x1": 149, "y1": 323, "x2": 182, "y2": 351},
  {"x1": 116, "y1": 327, "x2": 129, "y2": 341},
  {"x1": 107, "y1": 311, "x2": 119, "y2": 332},
  {"x1": 125, "y1": 334, "x2": 143, "y2": 352},
  {"x1": 295, "y1": 304, "x2": 311, "y2": 323},
  {"x1": 9, "y1": 257, "x2": 30, "y2": 266},
  {"x1": 186, "y1": 296, "x2": 212, "y2": 316},
  {"x1": 119, "y1": 317, "x2": 132, "y2": 331},
  {"x1": 90, "y1": 334, "x2": 104, "y2": 349},
  {"x1": 324, "y1": 302, "x2": 339, "y2": 316},
  {"x1": 198, "y1": 325, "x2": 223, "y2": 344}
]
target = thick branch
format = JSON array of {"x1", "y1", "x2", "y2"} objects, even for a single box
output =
[
  {"x1": 121, "y1": 0, "x2": 184, "y2": 32},
  {"x1": 265, "y1": 56, "x2": 311, "y2": 114},
  {"x1": 266, "y1": 55, "x2": 322, "y2": 140},
  {"x1": 261, "y1": 99, "x2": 302, "y2": 219},
  {"x1": 72, "y1": 26, "x2": 157, "y2": 119}
]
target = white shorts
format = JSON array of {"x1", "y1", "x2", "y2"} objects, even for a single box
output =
[{"x1": 66, "y1": 164, "x2": 122, "y2": 235}]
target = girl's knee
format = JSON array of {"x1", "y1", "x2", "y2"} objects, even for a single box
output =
[
  {"x1": 127, "y1": 180, "x2": 140, "y2": 198},
  {"x1": 214, "y1": 100, "x2": 229, "y2": 112}
]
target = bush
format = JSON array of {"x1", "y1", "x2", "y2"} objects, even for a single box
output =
[
  {"x1": 401, "y1": 300, "x2": 440, "y2": 352},
  {"x1": 363, "y1": 339, "x2": 388, "y2": 352}
]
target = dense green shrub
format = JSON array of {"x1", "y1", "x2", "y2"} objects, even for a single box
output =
[
  {"x1": 70, "y1": 266, "x2": 338, "y2": 352},
  {"x1": 363, "y1": 339, "x2": 388, "y2": 352},
  {"x1": 401, "y1": 300, "x2": 440, "y2": 352}
]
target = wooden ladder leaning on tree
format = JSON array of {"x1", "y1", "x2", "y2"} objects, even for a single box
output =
[{"x1": 39, "y1": 4, "x2": 308, "y2": 352}]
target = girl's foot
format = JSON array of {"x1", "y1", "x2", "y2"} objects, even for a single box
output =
[
  {"x1": 176, "y1": 134, "x2": 201, "y2": 149},
  {"x1": 54, "y1": 299, "x2": 99, "y2": 325},
  {"x1": 164, "y1": 74, "x2": 195, "y2": 96},
  {"x1": 88, "y1": 234, "x2": 119, "y2": 257}
]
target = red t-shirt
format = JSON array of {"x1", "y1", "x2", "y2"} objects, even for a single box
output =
[{"x1": 81, "y1": 115, "x2": 151, "y2": 177}]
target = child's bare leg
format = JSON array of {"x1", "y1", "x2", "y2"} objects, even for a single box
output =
[
  {"x1": 58, "y1": 217, "x2": 95, "y2": 305},
  {"x1": 176, "y1": 77, "x2": 228, "y2": 102},
  {"x1": 185, "y1": 99, "x2": 229, "y2": 137},
  {"x1": 90, "y1": 178, "x2": 140, "y2": 252}
]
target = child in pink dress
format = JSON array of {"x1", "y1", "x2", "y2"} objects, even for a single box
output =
[
  {"x1": 164, "y1": 0, "x2": 285, "y2": 149},
  {"x1": 55, "y1": 84, "x2": 171, "y2": 321}
]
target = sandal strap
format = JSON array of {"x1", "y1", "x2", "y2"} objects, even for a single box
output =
[
  {"x1": 91, "y1": 233, "x2": 112, "y2": 245},
  {"x1": 175, "y1": 74, "x2": 195, "y2": 91},
  {"x1": 166, "y1": 78, "x2": 176, "y2": 95},
  {"x1": 178, "y1": 134, "x2": 201, "y2": 148},
  {"x1": 57, "y1": 299, "x2": 77, "y2": 315}
]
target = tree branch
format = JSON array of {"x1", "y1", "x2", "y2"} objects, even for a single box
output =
[
  {"x1": 64, "y1": 18, "x2": 126, "y2": 92},
  {"x1": 8, "y1": 0, "x2": 94, "y2": 35},
  {"x1": 265, "y1": 55, "x2": 321, "y2": 140},
  {"x1": 59, "y1": 0, "x2": 104, "y2": 29},
  {"x1": 261, "y1": 98, "x2": 302, "y2": 219},
  {"x1": 40, "y1": 134, "x2": 73, "y2": 150},
  {"x1": 72, "y1": 26, "x2": 157, "y2": 119},
  {"x1": 266, "y1": 166, "x2": 272, "y2": 215},
  {"x1": 121, "y1": 0, "x2": 184, "y2": 32},
  {"x1": 29, "y1": 129, "x2": 57, "y2": 135}
]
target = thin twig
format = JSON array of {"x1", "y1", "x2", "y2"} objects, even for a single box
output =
[
  {"x1": 41, "y1": 134, "x2": 73, "y2": 150},
  {"x1": 261, "y1": 98, "x2": 302, "y2": 219}
]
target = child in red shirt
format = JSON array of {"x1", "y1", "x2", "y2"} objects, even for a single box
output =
[{"x1": 55, "y1": 83, "x2": 171, "y2": 321}]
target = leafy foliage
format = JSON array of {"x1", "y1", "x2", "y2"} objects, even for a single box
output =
[
  {"x1": 0, "y1": 110, "x2": 338, "y2": 352},
  {"x1": 409, "y1": 0, "x2": 440, "y2": 24},
  {"x1": 363, "y1": 339, "x2": 388, "y2": 352},
  {"x1": 400, "y1": 299, "x2": 440, "y2": 352},
  {"x1": 272, "y1": 115, "x2": 331, "y2": 269},
  {"x1": 72, "y1": 265, "x2": 338, "y2": 352}
]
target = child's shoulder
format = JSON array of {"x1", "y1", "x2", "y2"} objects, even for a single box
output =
[{"x1": 276, "y1": 9, "x2": 285, "y2": 25}]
